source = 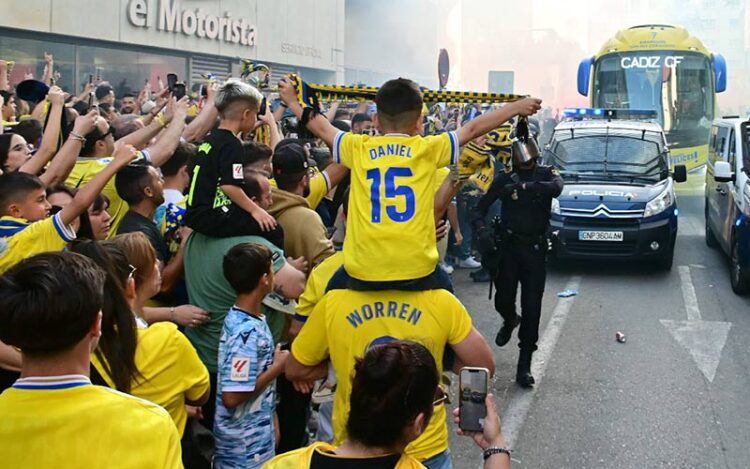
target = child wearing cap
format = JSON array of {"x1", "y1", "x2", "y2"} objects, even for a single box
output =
[{"x1": 268, "y1": 143, "x2": 334, "y2": 267}]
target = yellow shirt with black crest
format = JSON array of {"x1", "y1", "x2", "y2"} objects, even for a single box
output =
[
  {"x1": 91, "y1": 322, "x2": 210, "y2": 437},
  {"x1": 291, "y1": 288, "x2": 472, "y2": 461},
  {"x1": 331, "y1": 131, "x2": 459, "y2": 281}
]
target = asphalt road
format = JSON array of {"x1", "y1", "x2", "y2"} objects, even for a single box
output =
[{"x1": 447, "y1": 175, "x2": 750, "y2": 469}]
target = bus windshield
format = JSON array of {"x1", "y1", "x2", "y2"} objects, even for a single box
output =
[{"x1": 592, "y1": 51, "x2": 714, "y2": 148}]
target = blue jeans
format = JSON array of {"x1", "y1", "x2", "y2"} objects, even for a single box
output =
[
  {"x1": 422, "y1": 449, "x2": 452, "y2": 469},
  {"x1": 450, "y1": 187, "x2": 502, "y2": 261},
  {"x1": 450, "y1": 187, "x2": 479, "y2": 261},
  {"x1": 316, "y1": 401, "x2": 334, "y2": 443}
]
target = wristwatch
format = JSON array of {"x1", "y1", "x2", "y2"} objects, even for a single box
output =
[{"x1": 483, "y1": 447, "x2": 512, "y2": 461}]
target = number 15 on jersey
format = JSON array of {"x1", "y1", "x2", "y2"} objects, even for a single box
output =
[{"x1": 366, "y1": 167, "x2": 416, "y2": 223}]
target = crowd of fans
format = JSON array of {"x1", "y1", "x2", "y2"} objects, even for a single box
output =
[{"x1": 0, "y1": 52, "x2": 542, "y2": 468}]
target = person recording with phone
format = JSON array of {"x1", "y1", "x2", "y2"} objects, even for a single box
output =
[
  {"x1": 471, "y1": 119, "x2": 563, "y2": 388},
  {"x1": 268, "y1": 341, "x2": 436, "y2": 468},
  {"x1": 453, "y1": 393, "x2": 512, "y2": 469}
]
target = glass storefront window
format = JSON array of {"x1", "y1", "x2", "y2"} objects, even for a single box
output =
[
  {"x1": 0, "y1": 31, "x2": 187, "y2": 100},
  {"x1": 77, "y1": 46, "x2": 186, "y2": 98},
  {"x1": 0, "y1": 35, "x2": 75, "y2": 92}
]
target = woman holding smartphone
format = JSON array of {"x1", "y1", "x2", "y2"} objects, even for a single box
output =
[
  {"x1": 266, "y1": 341, "x2": 438, "y2": 468},
  {"x1": 266, "y1": 341, "x2": 512, "y2": 469}
]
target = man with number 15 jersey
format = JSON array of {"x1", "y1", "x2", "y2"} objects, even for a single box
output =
[{"x1": 278, "y1": 76, "x2": 542, "y2": 284}]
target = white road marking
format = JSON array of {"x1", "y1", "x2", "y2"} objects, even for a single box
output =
[
  {"x1": 660, "y1": 265, "x2": 731, "y2": 383},
  {"x1": 678, "y1": 265, "x2": 701, "y2": 321},
  {"x1": 500, "y1": 276, "x2": 582, "y2": 448},
  {"x1": 678, "y1": 216, "x2": 705, "y2": 237}
]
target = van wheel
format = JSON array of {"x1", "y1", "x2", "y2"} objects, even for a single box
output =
[
  {"x1": 705, "y1": 204, "x2": 718, "y2": 248},
  {"x1": 730, "y1": 235, "x2": 750, "y2": 295}
]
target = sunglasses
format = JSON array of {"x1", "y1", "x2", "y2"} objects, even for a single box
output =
[
  {"x1": 127, "y1": 264, "x2": 137, "y2": 280},
  {"x1": 95, "y1": 127, "x2": 113, "y2": 141},
  {"x1": 433, "y1": 385, "x2": 449, "y2": 406}
]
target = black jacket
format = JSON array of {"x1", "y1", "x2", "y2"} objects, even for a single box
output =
[{"x1": 472, "y1": 164, "x2": 563, "y2": 237}]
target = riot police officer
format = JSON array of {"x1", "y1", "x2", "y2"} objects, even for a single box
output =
[{"x1": 471, "y1": 124, "x2": 563, "y2": 387}]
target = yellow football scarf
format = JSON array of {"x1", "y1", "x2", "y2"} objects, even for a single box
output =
[{"x1": 288, "y1": 74, "x2": 526, "y2": 108}]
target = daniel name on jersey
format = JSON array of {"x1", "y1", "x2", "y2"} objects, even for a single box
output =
[{"x1": 368, "y1": 143, "x2": 414, "y2": 160}]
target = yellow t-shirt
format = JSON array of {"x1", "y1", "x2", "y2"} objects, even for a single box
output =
[
  {"x1": 269, "y1": 170, "x2": 330, "y2": 210},
  {"x1": 65, "y1": 152, "x2": 148, "y2": 238},
  {"x1": 294, "y1": 250, "x2": 344, "y2": 323},
  {"x1": 0, "y1": 213, "x2": 76, "y2": 273},
  {"x1": 292, "y1": 288, "x2": 472, "y2": 461},
  {"x1": 263, "y1": 441, "x2": 426, "y2": 469},
  {"x1": 434, "y1": 167, "x2": 450, "y2": 194},
  {"x1": 0, "y1": 375, "x2": 182, "y2": 468},
  {"x1": 332, "y1": 131, "x2": 459, "y2": 281},
  {"x1": 92, "y1": 322, "x2": 210, "y2": 436}
]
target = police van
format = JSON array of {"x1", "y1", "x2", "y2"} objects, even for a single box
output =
[
  {"x1": 705, "y1": 117, "x2": 750, "y2": 294},
  {"x1": 542, "y1": 108, "x2": 687, "y2": 270}
]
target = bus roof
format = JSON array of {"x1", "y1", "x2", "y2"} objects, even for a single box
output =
[{"x1": 595, "y1": 24, "x2": 712, "y2": 58}]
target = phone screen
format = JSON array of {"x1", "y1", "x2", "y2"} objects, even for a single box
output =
[
  {"x1": 167, "y1": 73, "x2": 178, "y2": 91},
  {"x1": 172, "y1": 83, "x2": 186, "y2": 100},
  {"x1": 459, "y1": 368, "x2": 488, "y2": 432}
]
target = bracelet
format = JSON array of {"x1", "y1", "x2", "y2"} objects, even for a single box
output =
[
  {"x1": 69, "y1": 131, "x2": 86, "y2": 143},
  {"x1": 169, "y1": 307, "x2": 176, "y2": 322},
  {"x1": 483, "y1": 447, "x2": 512, "y2": 461}
]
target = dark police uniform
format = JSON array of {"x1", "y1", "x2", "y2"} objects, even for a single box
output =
[{"x1": 472, "y1": 163, "x2": 563, "y2": 385}]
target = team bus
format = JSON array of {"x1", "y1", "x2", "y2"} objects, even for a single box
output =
[{"x1": 577, "y1": 24, "x2": 727, "y2": 172}]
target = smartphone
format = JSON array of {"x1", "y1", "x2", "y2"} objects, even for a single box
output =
[
  {"x1": 459, "y1": 367, "x2": 489, "y2": 432},
  {"x1": 172, "y1": 83, "x2": 186, "y2": 100},
  {"x1": 258, "y1": 97, "x2": 267, "y2": 116},
  {"x1": 167, "y1": 73, "x2": 178, "y2": 91},
  {"x1": 87, "y1": 74, "x2": 94, "y2": 107}
]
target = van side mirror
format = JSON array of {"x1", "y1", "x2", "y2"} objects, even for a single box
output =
[
  {"x1": 714, "y1": 160, "x2": 734, "y2": 183},
  {"x1": 673, "y1": 164, "x2": 687, "y2": 183}
]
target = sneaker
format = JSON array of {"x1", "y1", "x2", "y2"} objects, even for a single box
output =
[
  {"x1": 456, "y1": 256, "x2": 482, "y2": 269},
  {"x1": 439, "y1": 262, "x2": 454, "y2": 275}
]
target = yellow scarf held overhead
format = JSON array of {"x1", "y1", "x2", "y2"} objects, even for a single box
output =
[{"x1": 288, "y1": 74, "x2": 527, "y2": 107}]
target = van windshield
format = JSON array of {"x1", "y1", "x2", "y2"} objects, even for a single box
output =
[{"x1": 546, "y1": 131, "x2": 668, "y2": 182}]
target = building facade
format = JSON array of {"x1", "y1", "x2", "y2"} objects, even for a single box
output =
[{"x1": 0, "y1": 0, "x2": 344, "y2": 96}]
